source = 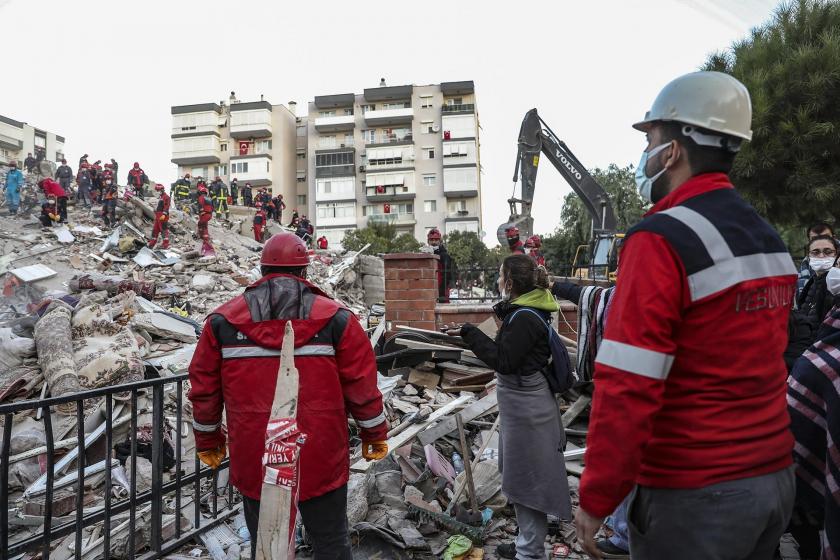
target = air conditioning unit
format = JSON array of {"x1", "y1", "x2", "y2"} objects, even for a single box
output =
[
  {"x1": 359, "y1": 165, "x2": 366, "y2": 172},
  {"x1": 340, "y1": 143, "x2": 346, "y2": 148},
  {"x1": 432, "y1": 124, "x2": 440, "y2": 132}
]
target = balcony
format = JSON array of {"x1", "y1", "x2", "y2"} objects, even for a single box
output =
[
  {"x1": 0, "y1": 132, "x2": 22, "y2": 151},
  {"x1": 441, "y1": 103, "x2": 475, "y2": 114},
  {"x1": 440, "y1": 81, "x2": 475, "y2": 96},
  {"x1": 365, "y1": 184, "x2": 415, "y2": 202},
  {"x1": 231, "y1": 144, "x2": 272, "y2": 159},
  {"x1": 363, "y1": 84, "x2": 414, "y2": 102},
  {"x1": 314, "y1": 115, "x2": 356, "y2": 132},
  {"x1": 368, "y1": 213, "x2": 415, "y2": 226},
  {"x1": 230, "y1": 102, "x2": 273, "y2": 139},
  {"x1": 230, "y1": 155, "x2": 271, "y2": 187},
  {"x1": 314, "y1": 93, "x2": 355, "y2": 109},
  {"x1": 366, "y1": 133, "x2": 413, "y2": 146},
  {"x1": 171, "y1": 148, "x2": 221, "y2": 166},
  {"x1": 364, "y1": 107, "x2": 414, "y2": 126}
]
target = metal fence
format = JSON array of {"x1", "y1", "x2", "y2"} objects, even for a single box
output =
[
  {"x1": 444, "y1": 267, "x2": 501, "y2": 302},
  {"x1": 0, "y1": 374, "x2": 238, "y2": 560}
]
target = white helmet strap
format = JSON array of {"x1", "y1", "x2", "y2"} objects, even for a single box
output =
[{"x1": 682, "y1": 125, "x2": 742, "y2": 153}]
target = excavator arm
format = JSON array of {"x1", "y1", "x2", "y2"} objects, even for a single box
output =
[{"x1": 497, "y1": 108, "x2": 617, "y2": 245}]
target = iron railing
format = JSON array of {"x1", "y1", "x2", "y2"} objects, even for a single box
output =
[
  {"x1": 0, "y1": 374, "x2": 238, "y2": 560},
  {"x1": 444, "y1": 267, "x2": 501, "y2": 302},
  {"x1": 441, "y1": 103, "x2": 475, "y2": 113}
]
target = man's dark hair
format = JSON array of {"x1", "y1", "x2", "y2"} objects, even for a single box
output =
[
  {"x1": 808, "y1": 221, "x2": 834, "y2": 239},
  {"x1": 659, "y1": 121, "x2": 737, "y2": 176},
  {"x1": 260, "y1": 265, "x2": 306, "y2": 277}
]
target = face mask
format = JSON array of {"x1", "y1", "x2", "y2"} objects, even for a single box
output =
[
  {"x1": 827, "y1": 267, "x2": 840, "y2": 295},
  {"x1": 810, "y1": 257, "x2": 835, "y2": 273},
  {"x1": 635, "y1": 142, "x2": 671, "y2": 203}
]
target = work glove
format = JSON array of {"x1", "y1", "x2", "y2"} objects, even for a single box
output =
[
  {"x1": 49, "y1": 213, "x2": 59, "y2": 221},
  {"x1": 361, "y1": 440, "x2": 388, "y2": 461},
  {"x1": 197, "y1": 445, "x2": 226, "y2": 469},
  {"x1": 159, "y1": 214, "x2": 168, "y2": 222}
]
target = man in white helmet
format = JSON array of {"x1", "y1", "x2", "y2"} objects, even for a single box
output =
[{"x1": 575, "y1": 71, "x2": 798, "y2": 559}]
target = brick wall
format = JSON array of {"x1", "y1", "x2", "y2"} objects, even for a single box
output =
[{"x1": 384, "y1": 253, "x2": 439, "y2": 331}]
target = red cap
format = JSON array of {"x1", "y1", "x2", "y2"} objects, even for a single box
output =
[
  {"x1": 154, "y1": 183, "x2": 164, "y2": 191},
  {"x1": 427, "y1": 227, "x2": 442, "y2": 241},
  {"x1": 260, "y1": 232, "x2": 310, "y2": 268}
]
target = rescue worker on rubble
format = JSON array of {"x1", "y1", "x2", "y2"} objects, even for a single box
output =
[
  {"x1": 101, "y1": 177, "x2": 118, "y2": 227},
  {"x1": 148, "y1": 184, "x2": 171, "y2": 249},
  {"x1": 188, "y1": 232, "x2": 389, "y2": 560},
  {"x1": 39, "y1": 178, "x2": 68, "y2": 223},
  {"x1": 574, "y1": 71, "x2": 798, "y2": 560},
  {"x1": 317, "y1": 236, "x2": 328, "y2": 250},
  {"x1": 505, "y1": 226, "x2": 525, "y2": 254},
  {"x1": 110, "y1": 158, "x2": 119, "y2": 181},
  {"x1": 40, "y1": 195, "x2": 60, "y2": 227},
  {"x1": 173, "y1": 174, "x2": 192, "y2": 210},
  {"x1": 79, "y1": 153, "x2": 89, "y2": 167},
  {"x1": 55, "y1": 159, "x2": 74, "y2": 194},
  {"x1": 230, "y1": 177, "x2": 239, "y2": 205},
  {"x1": 211, "y1": 176, "x2": 229, "y2": 220},
  {"x1": 196, "y1": 184, "x2": 213, "y2": 241},
  {"x1": 428, "y1": 228, "x2": 455, "y2": 303},
  {"x1": 4, "y1": 160, "x2": 24, "y2": 216},
  {"x1": 23, "y1": 152, "x2": 36, "y2": 173},
  {"x1": 127, "y1": 162, "x2": 148, "y2": 200},
  {"x1": 252, "y1": 201, "x2": 266, "y2": 242},
  {"x1": 75, "y1": 163, "x2": 93, "y2": 208},
  {"x1": 241, "y1": 181, "x2": 253, "y2": 207},
  {"x1": 273, "y1": 193, "x2": 286, "y2": 224},
  {"x1": 524, "y1": 235, "x2": 545, "y2": 267}
]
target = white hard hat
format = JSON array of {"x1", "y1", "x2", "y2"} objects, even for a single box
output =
[{"x1": 634, "y1": 71, "x2": 753, "y2": 141}]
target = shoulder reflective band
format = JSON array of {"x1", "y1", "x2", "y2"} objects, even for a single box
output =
[
  {"x1": 193, "y1": 419, "x2": 222, "y2": 432},
  {"x1": 596, "y1": 339, "x2": 675, "y2": 380},
  {"x1": 221, "y1": 344, "x2": 336, "y2": 358},
  {"x1": 355, "y1": 411, "x2": 386, "y2": 429},
  {"x1": 660, "y1": 206, "x2": 796, "y2": 301}
]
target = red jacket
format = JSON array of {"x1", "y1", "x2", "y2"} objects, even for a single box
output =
[
  {"x1": 188, "y1": 274, "x2": 387, "y2": 501},
  {"x1": 155, "y1": 192, "x2": 171, "y2": 214},
  {"x1": 41, "y1": 178, "x2": 66, "y2": 198},
  {"x1": 580, "y1": 174, "x2": 797, "y2": 518}
]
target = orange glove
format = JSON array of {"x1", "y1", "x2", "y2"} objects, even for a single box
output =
[
  {"x1": 159, "y1": 214, "x2": 168, "y2": 222},
  {"x1": 361, "y1": 440, "x2": 388, "y2": 461},
  {"x1": 197, "y1": 445, "x2": 226, "y2": 469},
  {"x1": 49, "y1": 213, "x2": 59, "y2": 221}
]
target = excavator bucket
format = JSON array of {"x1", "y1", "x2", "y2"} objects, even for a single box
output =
[{"x1": 496, "y1": 214, "x2": 533, "y2": 247}]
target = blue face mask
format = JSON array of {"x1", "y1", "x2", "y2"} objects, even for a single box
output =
[{"x1": 635, "y1": 142, "x2": 671, "y2": 203}]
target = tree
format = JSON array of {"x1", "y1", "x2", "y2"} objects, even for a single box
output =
[
  {"x1": 444, "y1": 230, "x2": 501, "y2": 270},
  {"x1": 704, "y1": 0, "x2": 840, "y2": 227},
  {"x1": 540, "y1": 164, "x2": 647, "y2": 272},
  {"x1": 342, "y1": 222, "x2": 421, "y2": 254}
]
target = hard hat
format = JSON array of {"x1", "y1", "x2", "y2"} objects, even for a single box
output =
[
  {"x1": 505, "y1": 226, "x2": 520, "y2": 239},
  {"x1": 261, "y1": 232, "x2": 310, "y2": 268},
  {"x1": 154, "y1": 183, "x2": 164, "y2": 191},
  {"x1": 530, "y1": 235, "x2": 542, "y2": 248},
  {"x1": 633, "y1": 71, "x2": 753, "y2": 141},
  {"x1": 524, "y1": 237, "x2": 535, "y2": 248},
  {"x1": 81, "y1": 162, "x2": 89, "y2": 168},
  {"x1": 427, "y1": 228, "x2": 442, "y2": 241},
  {"x1": 198, "y1": 185, "x2": 208, "y2": 193},
  {"x1": 133, "y1": 162, "x2": 140, "y2": 167}
]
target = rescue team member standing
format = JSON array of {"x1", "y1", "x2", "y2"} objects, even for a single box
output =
[
  {"x1": 148, "y1": 184, "x2": 171, "y2": 249},
  {"x1": 575, "y1": 71, "x2": 798, "y2": 560},
  {"x1": 427, "y1": 228, "x2": 454, "y2": 302},
  {"x1": 188, "y1": 233, "x2": 388, "y2": 560},
  {"x1": 127, "y1": 162, "x2": 148, "y2": 199},
  {"x1": 252, "y1": 201, "x2": 266, "y2": 242}
]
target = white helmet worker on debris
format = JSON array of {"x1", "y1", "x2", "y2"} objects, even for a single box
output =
[{"x1": 574, "y1": 71, "x2": 798, "y2": 560}]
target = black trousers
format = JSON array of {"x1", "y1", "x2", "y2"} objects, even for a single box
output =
[
  {"x1": 57, "y1": 196, "x2": 68, "y2": 222},
  {"x1": 243, "y1": 483, "x2": 352, "y2": 560}
]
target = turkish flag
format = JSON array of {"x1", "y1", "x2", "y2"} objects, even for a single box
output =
[
  {"x1": 384, "y1": 203, "x2": 391, "y2": 214},
  {"x1": 239, "y1": 142, "x2": 250, "y2": 156}
]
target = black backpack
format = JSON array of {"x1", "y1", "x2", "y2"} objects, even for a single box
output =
[{"x1": 505, "y1": 308, "x2": 576, "y2": 393}]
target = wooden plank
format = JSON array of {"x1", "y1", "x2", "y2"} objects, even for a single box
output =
[
  {"x1": 417, "y1": 391, "x2": 498, "y2": 447},
  {"x1": 441, "y1": 383, "x2": 492, "y2": 394},
  {"x1": 438, "y1": 361, "x2": 493, "y2": 376},
  {"x1": 256, "y1": 323, "x2": 299, "y2": 560},
  {"x1": 561, "y1": 395, "x2": 591, "y2": 428},
  {"x1": 350, "y1": 394, "x2": 472, "y2": 473},
  {"x1": 369, "y1": 319, "x2": 386, "y2": 349},
  {"x1": 453, "y1": 371, "x2": 495, "y2": 386},
  {"x1": 407, "y1": 369, "x2": 441, "y2": 390}
]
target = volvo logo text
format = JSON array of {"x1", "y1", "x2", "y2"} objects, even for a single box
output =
[{"x1": 557, "y1": 151, "x2": 583, "y2": 180}]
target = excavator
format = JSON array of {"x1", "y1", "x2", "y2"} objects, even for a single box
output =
[{"x1": 497, "y1": 108, "x2": 621, "y2": 280}]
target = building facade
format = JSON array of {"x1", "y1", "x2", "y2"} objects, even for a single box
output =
[
  {"x1": 307, "y1": 80, "x2": 482, "y2": 248},
  {"x1": 0, "y1": 114, "x2": 66, "y2": 167},
  {"x1": 170, "y1": 93, "x2": 298, "y2": 203}
]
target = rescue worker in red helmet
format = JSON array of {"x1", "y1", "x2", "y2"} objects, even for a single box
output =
[
  {"x1": 524, "y1": 235, "x2": 545, "y2": 267},
  {"x1": 427, "y1": 228, "x2": 455, "y2": 303},
  {"x1": 252, "y1": 201, "x2": 266, "y2": 243},
  {"x1": 127, "y1": 162, "x2": 148, "y2": 200},
  {"x1": 188, "y1": 232, "x2": 388, "y2": 560},
  {"x1": 196, "y1": 184, "x2": 213, "y2": 242},
  {"x1": 506, "y1": 226, "x2": 525, "y2": 255},
  {"x1": 148, "y1": 184, "x2": 171, "y2": 249}
]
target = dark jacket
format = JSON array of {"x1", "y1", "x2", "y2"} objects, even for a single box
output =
[
  {"x1": 433, "y1": 245, "x2": 456, "y2": 301},
  {"x1": 55, "y1": 165, "x2": 74, "y2": 180},
  {"x1": 786, "y1": 273, "x2": 840, "y2": 370},
  {"x1": 461, "y1": 301, "x2": 551, "y2": 378}
]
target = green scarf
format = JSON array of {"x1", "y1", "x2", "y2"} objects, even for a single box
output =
[{"x1": 510, "y1": 288, "x2": 560, "y2": 312}]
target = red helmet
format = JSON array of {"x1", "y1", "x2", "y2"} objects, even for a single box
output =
[
  {"x1": 261, "y1": 232, "x2": 310, "y2": 268},
  {"x1": 81, "y1": 162, "x2": 90, "y2": 168},
  {"x1": 104, "y1": 163, "x2": 112, "y2": 168},
  {"x1": 154, "y1": 183, "x2": 164, "y2": 191},
  {"x1": 133, "y1": 162, "x2": 140, "y2": 168},
  {"x1": 198, "y1": 185, "x2": 208, "y2": 193},
  {"x1": 255, "y1": 201, "x2": 263, "y2": 208},
  {"x1": 427, "y1": 227, "x2": 442, "y2": 241},
  {"x1": 529, "y1": 235, "x2": 542, "y2": 248},
  {"x1": 505, "y1": 226, "x2": 520, "y2": 239}
]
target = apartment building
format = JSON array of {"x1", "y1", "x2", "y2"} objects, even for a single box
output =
[
  {"x1": 0, "y1": 114, "x2": 66, "y2": 166},
  {"x1": 170, "y1": 93, "x2": 298, "y2": 202},
  {"x1": 307, "y1": 80, "x2": 482, "y2": 248}
]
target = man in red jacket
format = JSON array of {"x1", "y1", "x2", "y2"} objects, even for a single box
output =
[
  {"x1": 252, "y1": 201, "x2": 266, "y2": 242},
  {"x1": 38, "y1": 178, "x2": 68, "y2": 223},
  {"x1": 126, "y1": 162, "x2": 148, "y2": 200},
  {"x1": 575, "y1": 71, "x2": 798, "y2": 559},
  {"x1": 188, "y1": 233, "x2": 388, "y2": 560},
  {"x1": 148, "y1": 184, "x2": 171, "y2": 249}
]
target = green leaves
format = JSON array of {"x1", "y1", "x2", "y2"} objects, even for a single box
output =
[{"x1": 342, "y1": 222, "x2": 422, "y2": 254}]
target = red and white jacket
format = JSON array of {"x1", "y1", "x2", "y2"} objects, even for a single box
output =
[
  {"x1": 188, "y1": 274, "x2": 387, "y2": 501},
  {"x1": 580, "y1": 173, "x2": 797, "y2": 518}
]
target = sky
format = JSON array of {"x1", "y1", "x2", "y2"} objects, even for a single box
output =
[{"x1": 1, "y1": 0, "x2": 780, "y2": 244}]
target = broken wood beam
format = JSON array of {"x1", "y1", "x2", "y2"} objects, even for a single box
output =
[
  {"x1": 417, "y1": 391, "x2": 498, "y2": 447},
  {"x1": 561, "y1": 395, "x2": 591, "y2": 428}
]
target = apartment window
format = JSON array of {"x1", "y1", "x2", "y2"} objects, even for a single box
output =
[
  {"x1": 420, "y1": 96, "x2": 433, "y2": 109},
  {"x1": 446, "y1": 97, "x2": 463, "y2": 106},
  {"x1": 361, "y1": 104, "x2": 375, "y2": 113},
  {"x1": 343, "y1": 133, "x2": 354, "y2": 146},
  {"x1": 231, "y1": 162, "x2": 249, "y2": 174},
  {"x1": 381, "y1": 101, "x2": 411, "y2": 109},
  {"x1": 422, "y1": 121, "x2": 434, "y2": 134},
  {"x1": 319, "y1": 136, "x2": 337, "y2": 149},
  {"x1": 191, "y1": 167, "x2": 207, "y2": 178},
  {"x1": 423, "y1": 174, "x2": 436, "y2": 186},
  {"x1": 319, "y1": 110, "x2": 336, "y2": 117},
  {"x1": 448, "y1": 200, "x2": 468, "y2": 214},
  {"x1": 315, "y1": 151, "x2": 354, "y2": 167},
  {"x1": 266, "y1": 161, "x2": 270, "y2": 172},
  {"x1": 344, "y1": 108, "x2": 354, "y2": 116},
  {"x1": 297, "y1": 195, "x2": 307, "y2": 206},
  {"x1": 424, "y1": 200, "x2": 437, "y2": 213},
  {"x1": 317, "y1": 202, "x2": 355, "y2": 219},
  {"x1": 297, "y1": 151, "x2": 306, "y2": 159},
  {"x1": 443, "y1": 142, "x2": 472, "y2": 158},
  {"x1": 256, "y1": 139, "x2": 272, "y2": 152},
  {"x1": 297, "y1": 176, "x2": 306, "y2": 183},
  {"x1": 424, "y1": 148, "x2": 435, "y2": 159},
  {"x1": 362, "y1": 130, "x2": 375, "y2": 143},
  {"x1": 220, "y1": 143, "x2": 228, "y2": 152},
  {"x1": 316, "y1": 177, "x2": 355, "y2": 196}
]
